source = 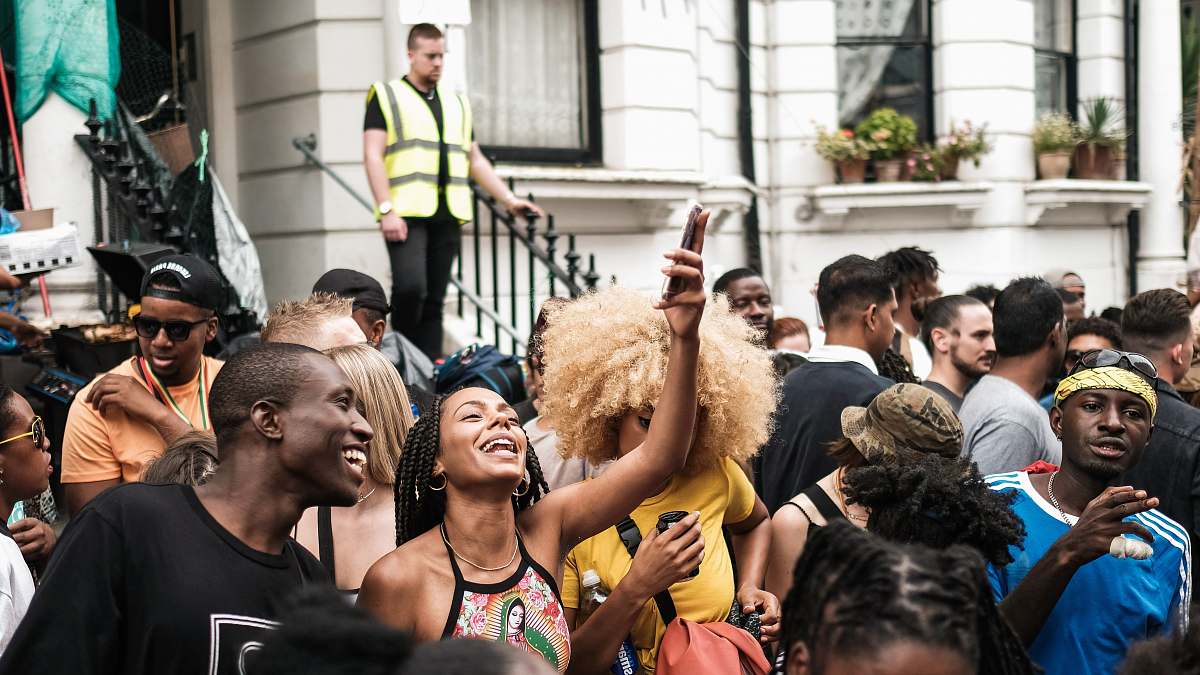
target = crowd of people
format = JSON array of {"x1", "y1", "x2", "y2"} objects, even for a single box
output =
[
  {"x1": 0, "y1": 21, "x2": 1191, "y2": 674},
  {"x1": 0, "y1": 210, "x2": 1187, "y2": 675}
]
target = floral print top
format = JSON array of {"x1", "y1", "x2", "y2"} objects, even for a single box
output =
[{"x1": 441, "y1": 532, "x2": 571, "y2": 672}]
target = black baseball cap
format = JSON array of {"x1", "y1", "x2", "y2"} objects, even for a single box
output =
[
  {"x1": 139, "y1": 254, "x2": 225, "y2": 312},
  {"x1": 312, "y1": 269, "x2": 390, "y2": 314}
]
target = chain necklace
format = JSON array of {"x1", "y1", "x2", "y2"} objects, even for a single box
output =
[
  {"x1": 356, "y1": 486, "x2": 377, "y2": 504},
  {"x1": 1046, "y1": 472, "x2": 1074, "y2": 526},
  {"x1": 834, "y1": 467, "x2": 869, "y2": 523},
  {"x1": 440, "y1": 523, "x2": 518, "y2": 572}
]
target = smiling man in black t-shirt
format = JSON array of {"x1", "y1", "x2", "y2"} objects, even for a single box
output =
[{"x1": 0, "y1": 343, "x2": 374, "y2": 675}]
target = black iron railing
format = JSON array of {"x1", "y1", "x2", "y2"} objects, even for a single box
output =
[
  {"x1": 74, "y1": 100, "x2": 181, "y2": 321},
  {"x1": 293, "y1": 134, "x2": 600, "y2": 354}
]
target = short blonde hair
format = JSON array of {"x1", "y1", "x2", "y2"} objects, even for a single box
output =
[
  {"x1": 325, "y1": 343, "x2": 415, "y2": 485},
  {"x1": 142, "y1": 431, "x2": 219, "y2": 486},
  {"x1": 540, "y1": 287, "x2": 777, "y2": 471},
  {"x1": 261, "y1": 293, "x2": 355, "y2": 346}
]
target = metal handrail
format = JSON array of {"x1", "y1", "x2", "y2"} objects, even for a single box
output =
[{"x1": 292, "y1": 134, "x2": 526, "y2": 345}]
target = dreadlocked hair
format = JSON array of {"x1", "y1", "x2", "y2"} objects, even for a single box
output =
[
  {"x1": 1119, "y1": 610, "x2": 1200, "y2": 674},
  {"x1": 783, "y1": 521, "x2": 1035, "y2": 675},
  {"x1": 842, "y1": 453, "x2": 1025, "y2": 567},
  {"x1": 877, "y1": 247, "x2": 940, "y2": 300},
  {"x1": 878, "y1": 348, "x2": 920, "y2": 384},
  {"x1": 393, "y1": 391, "x2": 551, "y2": 547}
]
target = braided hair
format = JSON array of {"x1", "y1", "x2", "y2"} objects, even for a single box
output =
[
  {"x1": 393, "y1": 391, "x2": 552, "y2": 546},
  {"x1": 782, "y1": 521, "x2": 1035, "y2": 675},
  {"x1": 878, "y1": 348, "x2": 920, "y2": 384},
  {"x1": 877, "y1": 247, "x2": 940, "y2": 302},
  {"x1": 842, "y1": 453, "x2": 1025, "y2": 567}
]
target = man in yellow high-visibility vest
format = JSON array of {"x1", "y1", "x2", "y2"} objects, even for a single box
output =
[{"x1": 363, "y1": 23, "x2": 542, "y2": 359}]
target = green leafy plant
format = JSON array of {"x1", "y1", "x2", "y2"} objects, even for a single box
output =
[
  {"x1": 1032, "y1": 112, "x2": 1077, "y2": 153},
  {"x1": 907, "y1": 144, "x2": 944, "y2": 182},
  {"x1": 855, "y1": 108, "x2": 918, "y2": 160},
  {"x1": 814, "y1": 125, "x2": 872, "y2": 162},
  {"x1": 1077, "y1": 97, "x2": 1127, "y2": 149},
  {"x1": 940, "y1": 120, "x2": 991, "y2": 167}
]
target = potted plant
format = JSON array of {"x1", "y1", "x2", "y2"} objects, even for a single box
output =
[
  {"x1": 856, "y1": 107, "x2": 918, "y2": 182},
  {"x1": 939, "y1": 120, "x2": 991, "y2": 180},
  {"x1": 815, "y1": 126, "x2": 872, "y2": 183},
  {"x1": 908, "y1": 144, "x2": 944, "y2": 182},
  {"x1": 1032, "y1": 112, "x2": 1077, "y2": 179},
  {"x1": 1075, "y1": 97, "x2": 1127, "y2": 179}
]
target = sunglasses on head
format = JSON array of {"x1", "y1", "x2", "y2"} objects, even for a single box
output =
[
  {"x1": 0, "y1": 416, "x2": 44, "y2": 448},
  {"x1": 1068, "y1": 348, "x2": 1158, "y2": 383},
  {"x1": 132, "y1": 316, "x2": 210, "y2": 342}
]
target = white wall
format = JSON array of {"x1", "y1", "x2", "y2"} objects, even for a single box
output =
[{"x1": 182, "y1": 0, "x2": 1181, "y2": 345}]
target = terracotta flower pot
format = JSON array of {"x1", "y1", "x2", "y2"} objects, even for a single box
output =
[
  {"x1": 940, "y1": 154, "x2": 960, "y2": 181},
  {"x1": 1037, "y1": 150, "x2": 1071, "y2": 180},
  {"x1": 874, "y1": 158, "x2": 905, "y2": 182},
  {"x1": 836, "y1": 158, "x2": 867, "y2": 184},
  {"x1": 1073, "y1": 144, "x2": 1115, "y2": 180}
]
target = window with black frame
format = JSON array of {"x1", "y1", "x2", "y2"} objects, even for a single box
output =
[
  {"x1": 1034, "y1": 0, "x2": 1075, "y2": 116},
  {"x1": 835, "y1": 0, "x2": 933, "y2": 139},
  {"x1": 465, "y1": 0, "x2": 600, "y2": 164}
]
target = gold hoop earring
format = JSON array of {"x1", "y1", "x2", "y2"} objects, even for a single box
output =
[
  {"x1": 513, "y1": 478, "x2": 529, "y2": 497},
  {"x1": 429, "y1": 473, "x2": 447, "y2": 491}
]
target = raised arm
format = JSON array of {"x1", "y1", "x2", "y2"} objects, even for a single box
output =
[{"x1": 538, "y1": 213, "x2": 709, "y2": 553}]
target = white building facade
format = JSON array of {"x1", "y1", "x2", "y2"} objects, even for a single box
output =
[{"x1": 29, "y1": 0, "x2": 1174, "y2": 337}]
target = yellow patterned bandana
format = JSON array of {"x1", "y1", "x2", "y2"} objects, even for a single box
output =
[{"x1": 1053, "y1": 366, "x2": 1158, "y2": 420}]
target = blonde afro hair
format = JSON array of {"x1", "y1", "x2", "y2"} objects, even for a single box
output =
[{"x1": 540, "y1": 286, "x2": 777, "y2": 472}]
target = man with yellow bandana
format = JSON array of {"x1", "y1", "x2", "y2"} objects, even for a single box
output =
[
  {"x1": 984, "y1": 349, "x2": 1191, "y2": 675},
  {"x1": 362, "y1": 23, "x2": 542, "y2": 359}
]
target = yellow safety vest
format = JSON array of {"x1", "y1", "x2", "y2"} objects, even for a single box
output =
[{"x1": 369, "y1": 79, "x2": 473, "y2": 221}]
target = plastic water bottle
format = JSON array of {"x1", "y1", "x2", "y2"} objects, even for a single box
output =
[
  {"x1": 578, "y1": 569, "x2": 607, "y2": 623},
  {"x1": 577, "y1": 570, "x2": 639, "y2": 675}
]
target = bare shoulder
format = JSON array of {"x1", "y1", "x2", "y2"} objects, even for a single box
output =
[
  {"x1": 771, "y1": 497, "x2": 813, "y2": 534},
  {"x1": 359, "y1": 529, "x2": 454, "y2": 638}
]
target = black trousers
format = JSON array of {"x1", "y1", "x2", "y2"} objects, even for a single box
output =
[{"x1": 387, "y1": 217, "x2": 462, "y2": 359}]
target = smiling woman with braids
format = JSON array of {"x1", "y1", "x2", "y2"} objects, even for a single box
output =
[
  {"x1": 358, "y1": 214, "x2": 711, "y2": 673},
  {"x1": 781, "y1": 521, "x2": 1035, "y2": 675}
]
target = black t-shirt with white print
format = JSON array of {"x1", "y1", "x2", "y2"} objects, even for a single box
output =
[{"x1": 0, "y1": 483, "x2": 328, "y2": 675}]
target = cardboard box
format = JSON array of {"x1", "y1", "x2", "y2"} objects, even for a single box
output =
[
  {"x1": 11, "y1": 208, "x2": 54, "y2": 232},
  {"x1": 0, "y1": 223, "x2": 82, "y2": 274}
]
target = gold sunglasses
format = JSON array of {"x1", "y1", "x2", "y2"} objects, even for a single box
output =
[{"x1": 0, "y1": 416, "x2": 44, "y2": 447}]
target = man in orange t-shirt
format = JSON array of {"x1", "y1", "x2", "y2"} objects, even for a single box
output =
[{"x1": 61, "y1": 255, "x2": 225, "y2": 515}]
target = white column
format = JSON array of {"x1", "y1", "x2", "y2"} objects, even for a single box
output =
[
  {"x1": 1136, "y1": 1, "x2": 1186, "y2": 291},
  {"x1": 22, "y1": 93, "x2": 104, "y2": 324},
  {"x1": 1075, "y1": 1, "x2": 1125, "y2": 109},
  {"x1": 934, "y1": 0, "x2": 1035, "y2": 225},
  {"x1": 763, "y1": 0, "x2": 838, "y2": 312}
]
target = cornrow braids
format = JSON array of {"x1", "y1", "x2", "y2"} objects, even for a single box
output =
[
  {"x1": 783, "y1": 521, "x2": 1035, "y2": 675},
  {"x1": 393, "y1": 393, "x2": 551, "y2": 547},
  {"x1": 842, "y1": 453, "x2": 1025, "y2": 567},
  {"x1": 878, "y1": 348, "x2": 920, "y2": 384}
]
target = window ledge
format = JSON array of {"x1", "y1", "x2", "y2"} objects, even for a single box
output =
[
  {"x1": 1024, "y1": 179, "x2": 1152, "y2": 226},
  {"x1": 808, "y1": 181, "x2": 993, "y2": 227},
  {"x1": 494, "y1": 165, "x2": 758, "y2": 230}
]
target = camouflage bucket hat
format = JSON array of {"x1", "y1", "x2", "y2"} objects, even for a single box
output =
[{"x1": 839, "y1": 383, "x2": 963, "y2": 464}]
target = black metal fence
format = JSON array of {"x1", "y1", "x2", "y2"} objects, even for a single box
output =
[{"x1": 294, "y1": 134, "x2": 600, "y2": 355}]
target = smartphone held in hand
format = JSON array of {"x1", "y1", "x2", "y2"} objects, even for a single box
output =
[{"x1": 661, "y1": 203, "x2": 704, "y2": 300}]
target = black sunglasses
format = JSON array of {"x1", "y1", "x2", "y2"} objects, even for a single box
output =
[
  {"x1": 1069, "y1": 348, "x2": 1158, "y2": 383},
  {"x1": 133, "y1": 316, "x2": 210, "y2": 342}
]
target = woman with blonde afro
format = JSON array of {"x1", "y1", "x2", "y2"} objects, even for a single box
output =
[{"x1": 542, "y1": 286, "x2": 781, "y2": 674}]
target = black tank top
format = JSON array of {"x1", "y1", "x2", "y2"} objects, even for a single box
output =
[{"x1": 777, "y1": 483, "x2": 846, "y2": 528}]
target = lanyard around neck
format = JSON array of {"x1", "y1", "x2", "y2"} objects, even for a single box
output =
[{"x1": 136, "y1": 357, "x2": 209, "y2": 430}]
